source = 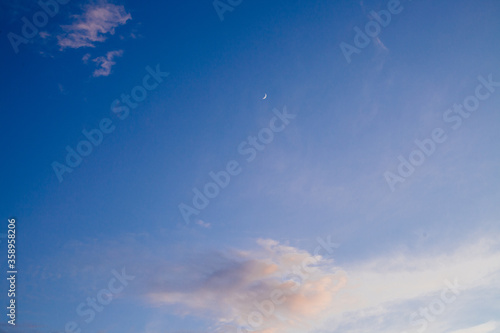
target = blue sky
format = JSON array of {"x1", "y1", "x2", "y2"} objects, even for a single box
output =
[{"x1": 1, "y1": 0, "x2": 500, "y2": 333}]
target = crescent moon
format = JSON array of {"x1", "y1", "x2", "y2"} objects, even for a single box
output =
[{"x1": 263, "y1": 94, "x2": 267, "y2": 100}]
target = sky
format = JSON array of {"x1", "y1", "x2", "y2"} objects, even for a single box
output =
[{"x1": 1, "y1": 0, "x2": 500, "y2": 333}]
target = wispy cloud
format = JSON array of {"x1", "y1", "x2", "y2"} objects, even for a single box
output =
[
  {"x1": 39, "y1": 31, "x2": 51, "y2": 39},
  {"x1": 448, "y1": 321, "x2": 499, "y2": 333},
  {"x1": 196, "y1": 220, "x2": 212, "y2": 228},
  {"x1": 57, "y1": 2, "x2": 131, "y2": 49},
  {"x1": 82, "y1": 53, "x2": 92, "y2": 64},
  {"x1": 91, "y1": 50, "x2": 123, "y2": 77}
]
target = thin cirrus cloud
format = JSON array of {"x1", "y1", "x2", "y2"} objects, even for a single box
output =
[
  {"x1": 57, "y1": 2, "x2": 131, "y2": 49},
  {"x1": 92, "y1": 50, "x2": 123, "y2": 77}
]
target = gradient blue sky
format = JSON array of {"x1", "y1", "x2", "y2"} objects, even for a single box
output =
[{"x1": 1, "y1": 0, "x2": 500, "y2": 333}]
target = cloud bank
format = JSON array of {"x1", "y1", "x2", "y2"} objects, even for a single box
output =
[
  {"x1": 141, "y1": 236, "x2": 500, "y2": 333},
  {"x1": 35, "y1": 233, "x2": 500, "y2": 333}
]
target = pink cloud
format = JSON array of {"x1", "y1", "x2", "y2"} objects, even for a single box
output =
[
  {"x1": 92, "y1": 50, "x2": 123, "y2": 77},
  {"x1": 144, "y1": 239, "x2": 348, "y2": 333},
  {"x1": 58, "y1": 2, "x2": 131, "y2": 49}
]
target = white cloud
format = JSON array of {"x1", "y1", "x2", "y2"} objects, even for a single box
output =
[
  {"x1": 448, "y1": 321, "x2": 499, "y2": 333},
  {"x1": 57, "y1": 2, "x2": 131, "y2": 49},
  {"x1": 313, "y1": 236, "x2": 500, "y2": 333},
  {"x1": 91, "y1": 50, "x2": 123, "y2": 77}
]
